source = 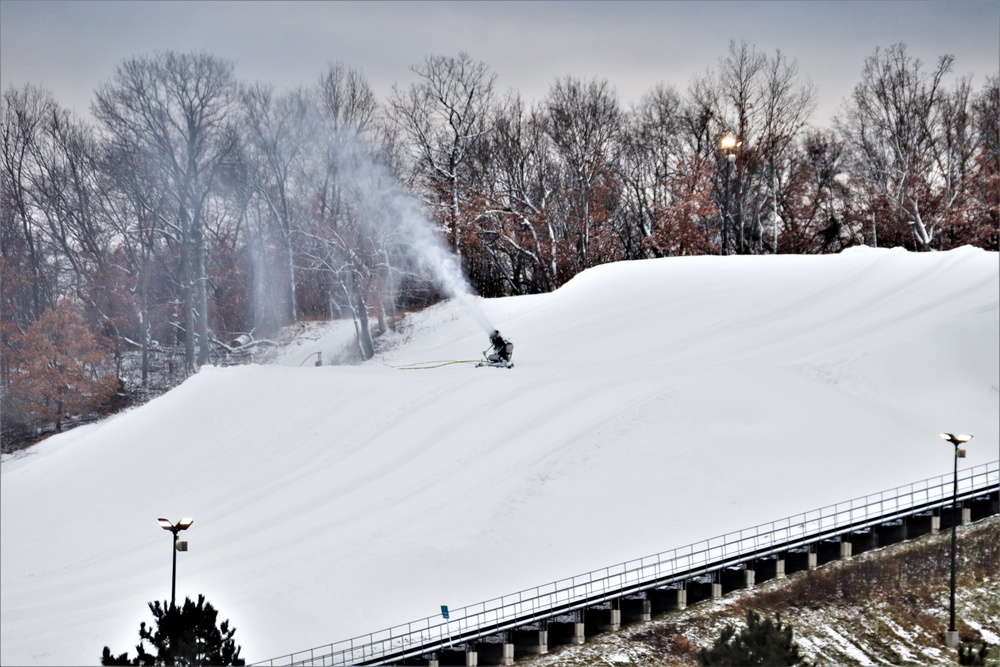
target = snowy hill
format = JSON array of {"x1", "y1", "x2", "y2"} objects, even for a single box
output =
[{"x1": 2, "y1": 247, "x2": 998, "y2": 665}]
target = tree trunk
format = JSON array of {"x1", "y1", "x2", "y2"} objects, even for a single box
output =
[
  {"x1": 194, "y1": 218, "x2": 211, "y2": 367},
  {"x1": 180, "y1": 207, "x2": 196, "y2": 375},
  {"x1": 354, "y1": 290, "x2": 374, "y2": 360}
]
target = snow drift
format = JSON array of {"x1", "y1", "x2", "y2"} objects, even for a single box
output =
[{"x1": 2, "y1": 247, "x2": 998, "y2": 664}]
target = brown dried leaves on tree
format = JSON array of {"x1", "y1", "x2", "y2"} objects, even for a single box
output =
[{"x1": 8, "y1": 299, "x2": 116, "y2": 432}]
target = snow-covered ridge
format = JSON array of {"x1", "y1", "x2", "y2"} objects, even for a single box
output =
[{"x1": 2, "y1": 248, "x2": 997, "y2": 664}]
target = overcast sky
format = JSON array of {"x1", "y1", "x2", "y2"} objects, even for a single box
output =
[{"x1": 1, "y1": 0, "x2": 998, "y2": 127}]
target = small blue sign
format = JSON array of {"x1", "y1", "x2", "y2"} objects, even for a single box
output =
[{"x1": 441, "y1": 605, "x2": 449, "y2": 620}]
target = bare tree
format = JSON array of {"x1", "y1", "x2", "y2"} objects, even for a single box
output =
[
  {"x1": 1, "y1": 85, "x2": 59, "y2": 323},
  {"x1": 238, "y1": 83, "x2": 317, "y2": 333},
  {"x1": 2, "y1": 85, "x2": 58, "y2": 400},
  {"x1": 28, "y1": 105, "x2": 111, "y2": 295},
  {"x1": 2, "y1": 88, "x2": 138, "y2": 377},
  {"x1": 544, "y1": 76, "x2": 624, "y2": 270},
  {"x1": 618, "y1": 84, "x2": 687, "y2": 257},
  {"x1": 93, "y1": 51, "x2": 238, "y2": 373},
  {"x1": 98, "y1": 134, "x2": 174, "y2": 384},
  {"x1": 706, "y1": 41, "x2": 816, "y2": 254},
  {"x1": 303, "y1": 64, "x2": 396, "y2": 359},
  {"x1": 778, "y1": 130, "x2": 855, "y2": 253},
  {"x1": 966, "y1": 76, "x2": 999, "y2": 249},
  {"x1": 389, "y1": 52, "x2": 496, "y2": 255},
  {"x1": 837, "y1": 43, "x2": 959, "y2": 250},
  {"x1": 475, "y1": 93, "x2": 561, "y2": 294},
  {"x1": 757, "y1": 50, "x2": 817, "y2": 251}
]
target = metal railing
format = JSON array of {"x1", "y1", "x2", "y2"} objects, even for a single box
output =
[{"x1": 256, "y1": 460, "x2": 999, "y2": 666}]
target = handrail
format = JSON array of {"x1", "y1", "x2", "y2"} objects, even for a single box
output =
[{"x1": 256, "y1": 460, "x2": 999, "y2": 666}]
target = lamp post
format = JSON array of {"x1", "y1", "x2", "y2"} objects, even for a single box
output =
[
  {"x1": 157, "y1": 517, "x2": 193, "y2": 608},
  {"x1": 939, "y1": 433, "x2": 971, "y2": 648},
  {"x1": 719, "y1": 135, "x2": 738, "y2": 256}
]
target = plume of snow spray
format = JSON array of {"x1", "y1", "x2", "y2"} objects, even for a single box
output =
[{"x1": 331, "y1": 130, "x2": 495, "y2": 334}]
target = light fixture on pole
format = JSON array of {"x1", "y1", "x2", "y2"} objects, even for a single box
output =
[
  {"x1": 939, "y1": 433, "x2": 972, "y2": 649},
  {"x1": 719, "y1": 134, "x2": 739, "y2": 256},
  {"x1": 157, "y1": 517, "x2": 194, "y2": 608}
]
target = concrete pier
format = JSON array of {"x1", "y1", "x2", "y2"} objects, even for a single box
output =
[
  {"x1": 817, "y1": 538, "x2": 847, "y2": 564},
  {"x1": 687, "y1": 580, "x2": 714, "y2": 605},
  {"x1": 721, "y1": 566, "x2": 755, "y2": 591},
  {"x1": 585, "y1": 608, "x2": 620, "y2": 633},
  {"x1": 648, "y1": 586, "x2": 686, "y2": 612},
  {"x1": 474, "y1": 642, "x2": 513, "y2": 666},
  {"x1": 784, "y1": 549, "x2": 813, "y2": 574},
  {"x1": 621, "y1": 598, "x2": 651, "y2": 623},
  {"x1": 755, "y1": 557, "x2": 784, "y2": 582},
  {"x1": 438, "y1": 648, "x2": 477, "y2": 666},
  {"x1": 512, "y1": 629, "x2": 547, "y2": 656},
  {"x1": 907, "y1": 513, "x2": 937, "y2": 539},
  {"x1": 548, "y1": 618, "x2": 585, "y2": 646}
]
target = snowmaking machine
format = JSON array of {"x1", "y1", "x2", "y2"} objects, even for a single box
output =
[{"x1": 477, "y1": 330, "x2": 514, "y2": 368}]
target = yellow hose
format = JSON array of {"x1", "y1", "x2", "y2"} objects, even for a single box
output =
[
  {"x1": 298, "y1": 351, "x2": 321, "y2": 367},
  {"x1": 388, "y1": 360, "x2": 481, "y2": 370}
]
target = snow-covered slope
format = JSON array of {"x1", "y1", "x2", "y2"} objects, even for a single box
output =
[{"x1": 2, "y1": 247, "x2": 998, "y2": 664}]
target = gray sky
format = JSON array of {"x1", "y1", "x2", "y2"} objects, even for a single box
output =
[{"x1": 2, "y1": 0, "x2": 998, "y2": 127}]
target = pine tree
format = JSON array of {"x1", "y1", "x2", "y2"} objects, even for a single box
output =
[
  {"x1": 101, "y1": 595, "x2": 245, "y2": 666},
  {"x1": 100, "y1": 647, "x2": 133, "y2": 666},
  {"x1": 958, "y1": 642, "x2": 992, "y2": 666},
  {"x1": 698, "y1": 609, "x2": 804, "y2": 666}
]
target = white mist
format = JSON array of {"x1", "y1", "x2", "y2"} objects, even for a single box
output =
[{"x1": 330, "y1": 130, "x2": 496, "y2": 334}]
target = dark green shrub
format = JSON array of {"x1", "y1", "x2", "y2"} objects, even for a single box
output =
[{"x1": 698, "y1": 609, "x2": 804, "y2": 666}]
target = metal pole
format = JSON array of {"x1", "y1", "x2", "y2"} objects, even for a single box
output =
[
  {"x1": 722, "y1": 156, "x2": 731, "y2": 256},
  {"x1": 171, "y1": 528, "x2": 178, "y2": 608},
  {"x1": 949, "y1": 445, "x2": 957, "y2": 636}
]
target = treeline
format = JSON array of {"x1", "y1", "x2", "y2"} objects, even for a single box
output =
[{"x1": 1, "y1": 41, "x2": 997, "y2": 445}]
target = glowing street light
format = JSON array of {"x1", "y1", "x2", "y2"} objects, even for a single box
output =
[
  {"x1": 939, "y1": 433, "x2": 972, "y2": 648},
  {"x1": 158, "y1": 517, "x2": 194, "y2": 608}
]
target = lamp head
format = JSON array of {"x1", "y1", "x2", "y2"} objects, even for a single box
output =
[
  {"x1": 940, "y1": 433, "x2": 973, "y2": 446},
  {"x1": 157, "y1": 517, "x2": 194, "y2": 531},
  {"x1": 720, "y1": 135, "x2": 738, "y2": 151}
]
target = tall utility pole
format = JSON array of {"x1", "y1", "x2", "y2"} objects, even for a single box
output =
[
  {"x1": 719, "y1": 135, "x2": 738, "y2": 256},
  {"x1": 938, "y1": 433, "x2": 972, "y2": 649}
]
